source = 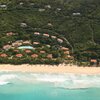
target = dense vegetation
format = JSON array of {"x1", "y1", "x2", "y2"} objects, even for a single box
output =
[{"x1": 0, "y1": 0, "x2": 100, "y2": 65}]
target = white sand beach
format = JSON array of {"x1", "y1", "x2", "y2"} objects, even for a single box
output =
[{"x1": 0, "y1": 64, "x2": 100, "y2": 75}]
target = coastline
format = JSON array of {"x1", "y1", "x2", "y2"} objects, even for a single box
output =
[{"x1": 0, "y1": 64, "x2": 100, "y2": 75}]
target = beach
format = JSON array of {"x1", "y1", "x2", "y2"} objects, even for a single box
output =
[
  {"x1": 0, "y1": 64, "x2": 100, "y2": 100},
  {"x1": 0, "y1": 64, "x2": 100, "y2": 75}
]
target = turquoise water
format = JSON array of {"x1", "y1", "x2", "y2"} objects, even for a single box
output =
[
  {"x1": 0, "y1": 72, "x2": 100, "y2": 100},
  {"x1": 18, "y1": 46, "x2": 34, "y2": 49}
]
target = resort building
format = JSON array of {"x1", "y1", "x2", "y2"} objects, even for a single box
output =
[
  {"x1": 24, "y1": 49, "x2": 32, "y2": 53},
  {"x1": 57, "y1": 8, "x2": 61, "y2": 11},
  {"x1": 73, "y1": 12, "x2": 81, "y2": 16},
  {"x1": 57, "y1": 38, "x2": 63, "y2": 43},
  {"x1": 64, "y1": 51, "x2": 70, "y2": 55},
  {"x1": 51, "y1": 36, "x2": 57, "y2": 39},
  {"x1": 40, "y1": 51, "x2": 46, "y2": 54},
  {"x1": 20, "y1": 23, "x2": 27, "y2": 28},
  {"x1": 31, "y1": 54, "x2": 38, "y2": 58},
  {"x1": 61, "y1": 47, "x2": 69, "y2": 51},
  {"x1": 3, "y1": 45, "x2": 11, "y2": 50},
  {"x1": 16, "y1": 54, "x2": 23, "y2": 58},
  {"x1": 23, "y1": 41, "x2": 31, "y2": 45},
  {"x1": 19, "y1": 2, "x2": 24, "y2": 5},
  {"x1": 12, "y1": 42, "x2": 22, "y2": 47},
  {"x1": 6, "y1": 32, "x2": 14, "y2": 36},
  {"x1": 46, "y1": 45, "x2": 51, "y2": 48},
  {"x1": 43, "y1": 33, "x2": 49, "y2": 37},
  {"x1": 38, "y1": 8, "x2": 45, "y2": 12},
  {"x1": 34, "y1": 32, "x2": 40, "y2": 35},
  {"x1": 0, "y1": 53, "x2": 8, "y2": 57},
  {"x1": 90, "y1": 59, "x2": 98, "y2": 66},
  {"x1": 0, "y1": 4, "x2": 7, "y2": 10},
  {"x1": 47, "y1": 23, "x2": 53, "y2": 27},
  {"x1": 45, "y1": 5, "x2": 51, "y2": 9},
  {"x1": 47, "y1": 54, "x2": 53, "y2": 59},
  {"x1": 33, "y1": 42, "x2": 40, "y2": 45}
]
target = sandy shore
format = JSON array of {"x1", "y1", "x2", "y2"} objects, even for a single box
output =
[{"x1": 0, "y1": 64, "x2": 100, "y2": 75}]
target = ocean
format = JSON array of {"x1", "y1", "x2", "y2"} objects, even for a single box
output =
[{"x1": 0, "y1": 72, "x2": 100, "y2": 100}]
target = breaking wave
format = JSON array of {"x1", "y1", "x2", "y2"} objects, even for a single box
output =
[
  {"x1": 0, "y1": 74, "x2": 18, "y2": 85},
  {"x1": 0, "y1": 72, "x2": 100, "y2": 89},
  {"x1": 31, "y1": 73, "x2": 100, "y2": 89}
]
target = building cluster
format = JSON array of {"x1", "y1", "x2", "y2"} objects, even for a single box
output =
[{"x1": 0, "y1": 31, "x2": 74, "y2": 64}]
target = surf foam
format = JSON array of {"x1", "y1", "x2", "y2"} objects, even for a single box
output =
[{"x1": 0, "y1": 74, "x2": 18, "y2": 85}]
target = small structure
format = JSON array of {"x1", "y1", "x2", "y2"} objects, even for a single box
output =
[
  {"x1": 20, "y1": 23, "x2": 27, "y2": 28},
  {"x1": 23, "y1": 40, "x2": 31, "y2": 45},
  {"x1": 64, "y1": 51, "x2": 70, "y2": 55},
  {"x1": 13, "y1": 49, "x2": 19, "y2": 52},
  {"x1": 19, "y1": 2, "x2": 24, "y2": 5},
  {"x1": 40, "y1": 51, "x2": 46, "y2": 54},
  {"x1": 43, "y1": 33, "x2": 49, "y2": 37},
  {"x1": 47, "y1": 54, "x2": 53, "y2": 59},
  {"x1": 46, "y1": 45, "x2": 51, "y2": 48},
  {"x1": 57, "y1": 8, "x2": 61, "y2": 11},
  {"x1": 24, "y1": 49, "x2": 32, "y2": 53},
  {"x1": 61, "y1": 47, "x2": 69, "y2": 51},
  {"x1": 51, "y1": 36, "x2": 56, "y2": 39},
  {"x1": 16, "y1": 40, "x2": 23, "y2": 43},
  {"x1": 0, "y1": 4, "x2": 7, "y2": 10},
  {"x1": 34, "y1": 32, "x2": 40, "y2": 35},
  {"x1": 8, "y1": 41, "x2": 12, "y2": 44},
  {"x1": 33, "y1": 42, "x2": 40, "y2": 45},
  {"x1": 0, "y1": 53, "x2": 8, "y2": 57},
  {"x1": 38, "y1": 8, "x2": 45, "y2": 12},
  {"x1": 31, "y1": 54, "x2": 38, "y2": 58},
  {"x1": 3, "y1": 45, "x2": 11, "y2": 50},
  {"x1": 47, "y1": 23, "x2": 53, "y2": 27},
  {"x1": 90, "y1": 59, "x2": 97, "y2": 63},
  {"x1": 57, "y1": 38, "x2": 63, "y2": 43},
  {"x1": 90, "y1": 59, "x2": 97, "y2": 66},
  {"x1": 6, "y1": 32, "x2": 14, "y2": 36},
  {"x1": 73, "y1": 12, "x2": 81, "y2": 16},
  {"x1": 45, "y1": 5, "x2": 51, "y2": 9},
  {"x1": 16, "y1": 54, "x2": 23, "y2": 58},
  {"x1": 12, "y1": 42, "x2": 22, "y2": 47}
]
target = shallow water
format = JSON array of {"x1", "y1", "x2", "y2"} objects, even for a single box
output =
[{"x1": 0, "y1": 72, "x2": 100, "y2": 100}]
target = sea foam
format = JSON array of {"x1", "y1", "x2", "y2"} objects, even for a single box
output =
[
  {"x1": 0, "y1": 72, "x2": 100, "y2": 89},
  {"x1": 0, "y1": 74, "x2": 18, "y2": 85},
  {"x1": 31, "y1": 73, "x2": 100, "y2": 89}
]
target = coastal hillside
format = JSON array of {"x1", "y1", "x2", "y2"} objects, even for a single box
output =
[{"x1": 0, "y1": 0, "x2": 100, "y2": 65}]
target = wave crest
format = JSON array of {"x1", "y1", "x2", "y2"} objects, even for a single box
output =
[
  {"x1": 0, "y1": 74, "x2": 17, "y2": 85},
  {"x1": 31, "y1": 73, "x2": 100, "y2": 89}
]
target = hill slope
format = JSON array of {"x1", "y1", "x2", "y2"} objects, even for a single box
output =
[{"x1": 0, "y1": 0, "x2": 100, "y2": 65}]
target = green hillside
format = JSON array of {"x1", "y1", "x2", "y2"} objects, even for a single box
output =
[{"x1": 0, "y1": 0, "x2": 100, "y2": 65}]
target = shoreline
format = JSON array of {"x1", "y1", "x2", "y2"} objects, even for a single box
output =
[{"x1": 0, "y1": 64, "x2": 100, "y2": 75}]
